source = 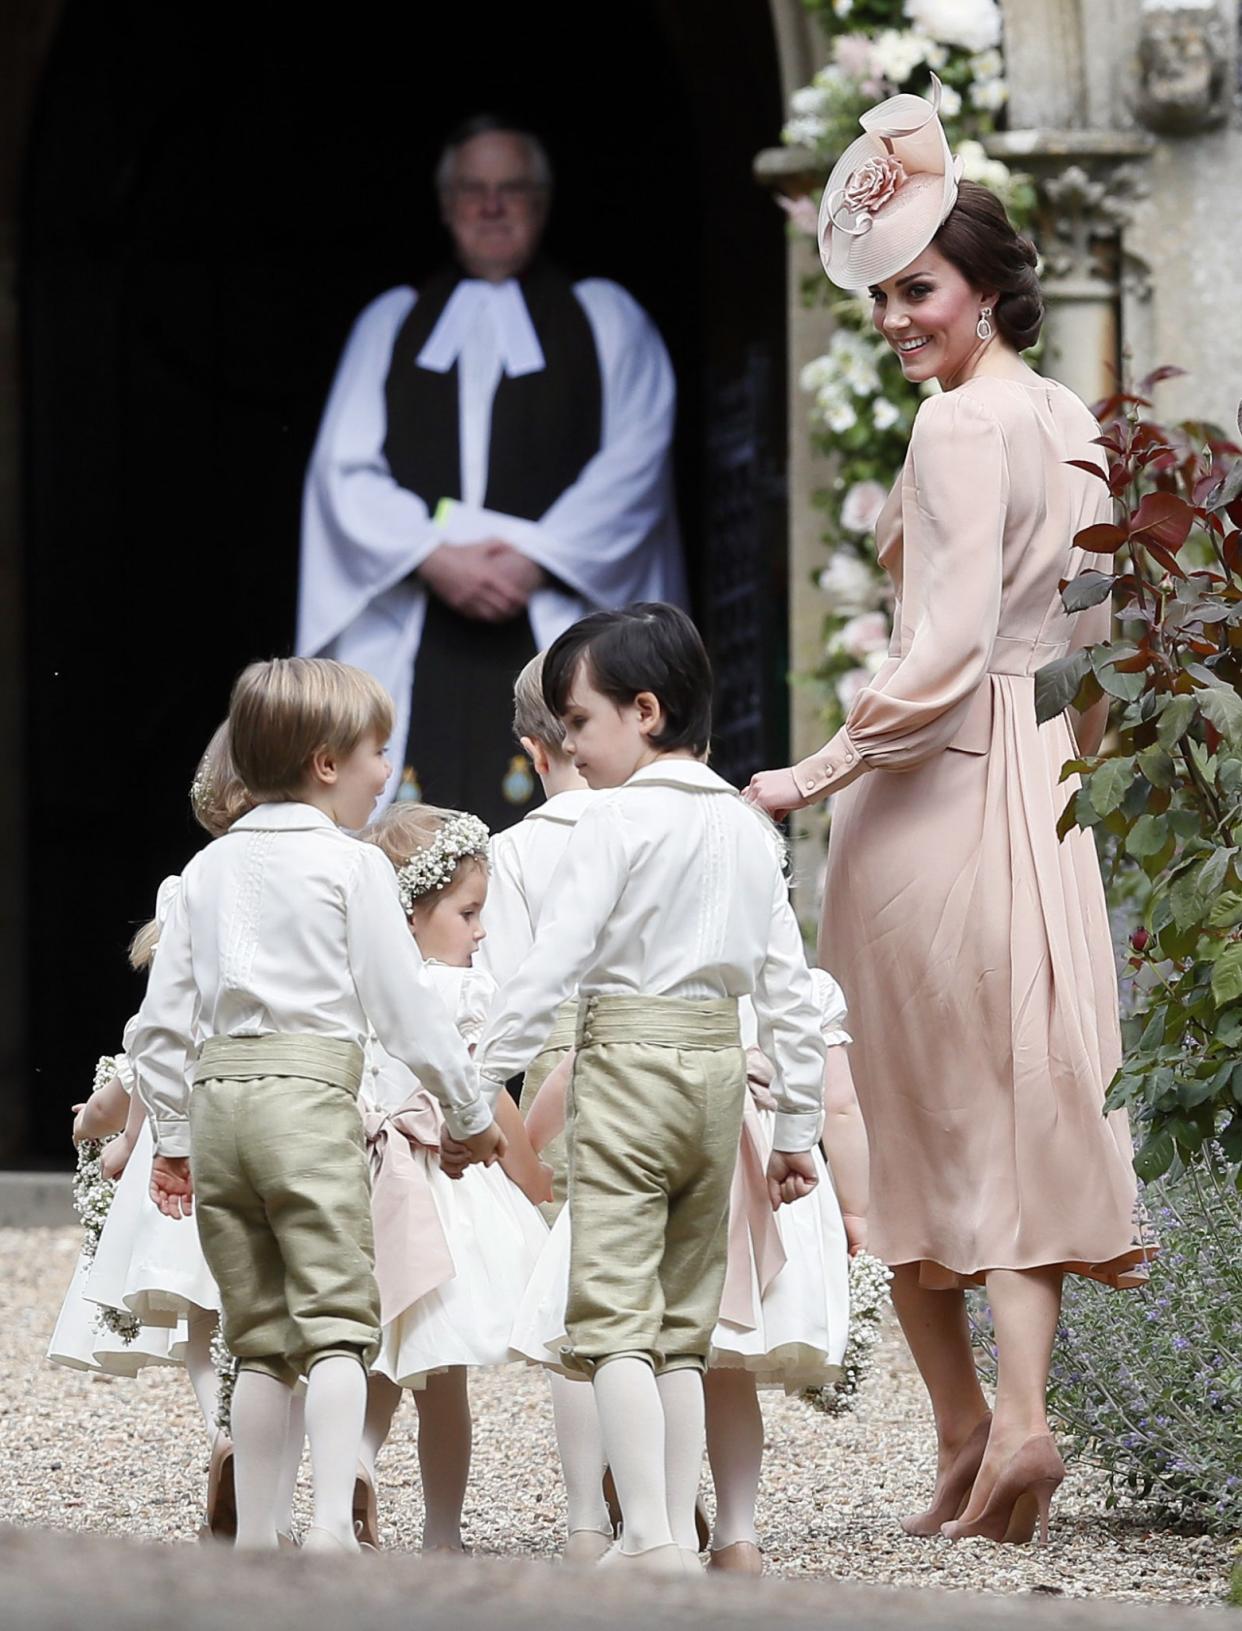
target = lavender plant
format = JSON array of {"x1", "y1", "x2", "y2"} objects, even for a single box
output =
[{"x1": 973, "y1": 1164, "x2": 1241, "y2": 1534}]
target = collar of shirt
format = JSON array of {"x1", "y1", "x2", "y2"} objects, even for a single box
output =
[
  {"x1": 524, "y1": 789, "x2": 596, "y2": 826},
  {"x1": 228, "y1": 802, "x2": 341, "y2": 833},
  {"x1": 621, "y1": 760, "x2": 739, "y2": 796},
  {"x1": 415, "y1": 279, "x2": 546, "y2": 378}
]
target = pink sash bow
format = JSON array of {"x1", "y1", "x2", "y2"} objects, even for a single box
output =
[
  {"x1": 363, "y1": 1094, "x2": 456, "y2": 1326},
  {"x1": 718, "y1": 1091, "x2": 787, "y2": 1332}
]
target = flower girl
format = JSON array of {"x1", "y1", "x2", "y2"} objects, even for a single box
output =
[
  {"x1": 702, "y1": 966, "x2": 868, "y2": 1573},
  {"x1": 48, "y1": 1035, "x2": 182, "y2": 1379},
  {"x1": 356, "y1": 802, "x2": 549, "y2": 1551}
]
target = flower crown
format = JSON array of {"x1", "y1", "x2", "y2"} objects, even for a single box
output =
[{"x1": 396, "y1": 812, "x2": 490, "y2": 913}]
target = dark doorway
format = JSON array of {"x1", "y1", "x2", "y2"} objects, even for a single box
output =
[{"x1": 18, "y1": 0, "x2": 787, "y2": 1161}]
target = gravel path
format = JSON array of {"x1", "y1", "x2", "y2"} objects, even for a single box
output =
[{"x1": 2, "y1": 1227, "x2": 1234, "y2": 1611}]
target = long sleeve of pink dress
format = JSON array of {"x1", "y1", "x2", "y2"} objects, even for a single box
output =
[{"x1": 813, "y1": 376, "x2": 1151, "y2": 1289}]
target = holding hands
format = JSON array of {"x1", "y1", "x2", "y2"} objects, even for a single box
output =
[
  {"x1": 150, "y1": 1156, "x2": 194, "y2": 1219},
  {"x1": 439, "y1": 1118, "x2": 507, "y2": 1179}
]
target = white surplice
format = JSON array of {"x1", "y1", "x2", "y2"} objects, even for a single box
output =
[{"x1": 298, "y1": 278, "x2": 685, "y2": 803}]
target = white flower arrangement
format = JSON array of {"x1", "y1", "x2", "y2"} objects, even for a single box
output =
[
  {"x1": 211, "y1": 1325, "x2": 239, "y2": 1436},
  {"x1": 904, "y1": 0, "x2": 1002, "y2": 52},
  {"x1": 870, "y1": 26, "x2": 947, "y2": 85},
  {"x1": 805, "y1": 1249, "x2": 894, "y2": 1416},
  {"x1": 395, "y1": 813, "x2": 490, "y2": 914},
  {"x1": 818, "y1": 549, "x2": 887, "y2": 617},
  {"x1": 840, "y1": 479, "x2": 889, "y2": 535}
]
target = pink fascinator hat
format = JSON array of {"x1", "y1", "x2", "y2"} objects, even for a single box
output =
[{"x1": 818, "y1": 74, "x2": 965, "y2": 291}]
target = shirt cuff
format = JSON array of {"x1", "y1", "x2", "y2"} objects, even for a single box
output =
[
  {"x1": 152, "y1": 1117, "x2": 191, "y2": 1159},
  {"x1": 790, "y1": 727, "x2": 866, "y2": 806},
  {"x1": 772, "y1": 1109, "x2": 824, "y2": 1153},
  {"x1": 441, "y1": 1080, "x2": 499, "y2": 1142}
]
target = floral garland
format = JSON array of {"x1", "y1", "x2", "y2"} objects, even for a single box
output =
[
  {"x1": 804, "y1": 1248, "x2": 893, "y2": 1416},
  {"x1": 211, "y1": 1325, "x2": 239, "y2": 1437},
  {"x1": 781, "y1": 0, "x2": 1036, "y2": 740},
  {"x1": 396, "y1": 812, "x2": 490, "y2": 914},
  {"x1": 72, "y1": 1055, "x2": 142, "y2": 1346}
]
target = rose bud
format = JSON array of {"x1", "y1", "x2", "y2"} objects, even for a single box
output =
[{"x1": 1130, "y1": 927, "x2": 1150, "y2": 953}]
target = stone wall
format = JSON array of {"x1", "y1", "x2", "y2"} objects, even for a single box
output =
[{"x1": 999, "y1": 0, "x2": 1242, "y2": 430}]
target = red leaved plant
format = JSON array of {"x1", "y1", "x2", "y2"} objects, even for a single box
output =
[{"x1": 1035, "y1": 366, "x2": 1242, "y2": 1182}]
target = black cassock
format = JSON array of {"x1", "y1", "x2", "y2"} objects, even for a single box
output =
[{"x1": 382, "y1": 259, "x2": 602, "y2": 830}]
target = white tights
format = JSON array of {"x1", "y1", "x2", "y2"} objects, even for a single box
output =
[
  {"x1": 592, "y1": 1358, "x2": 707, "y2": 1555},
  {"x1": 703, "y1": 1368, "x2": 763, "y2": 1548},
  {"x1": 303, "y1": 1354, "x2": 367, "y2": 1544},
  {"x1": 549, "y1": 1371, "x2": 610, "y2": 1537},
  {"x1": 183, "y1": 1310, "x2": 220, "y2": 1440},
  {"x1": 360, "y1": 1368, "x2": 473, "y2": 1550}
]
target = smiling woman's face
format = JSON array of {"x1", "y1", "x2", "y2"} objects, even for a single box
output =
[{"x1": 869, "y1": 244, "x2": 994, "y2": 387}]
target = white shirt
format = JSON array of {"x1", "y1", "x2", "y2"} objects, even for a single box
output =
[
  {"x1": 475, "y1": 762, "x2": 827, "y2": 1152},
  {"x1": 297, "y1": 279, "x2": 686, "y2": 804},
  {"x1": 131, "y1": 804, "x2": 491, "y2": 1155},
  {"x1": 477, "y1": 789, "x2": 597, "y2": 988}
]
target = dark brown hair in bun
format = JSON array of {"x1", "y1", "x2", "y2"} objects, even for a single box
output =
[{"x1": 933, "y1": 180, "x2": 1043, "y2": 351}]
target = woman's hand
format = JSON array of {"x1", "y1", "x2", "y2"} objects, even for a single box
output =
[{"x1": 743, "y1": 767, "x2": 801, "y2": 821}]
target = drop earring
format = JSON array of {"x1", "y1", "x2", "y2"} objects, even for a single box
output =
[{"x1": 976, "y1": 306, "x2": 994, "y2": 341}]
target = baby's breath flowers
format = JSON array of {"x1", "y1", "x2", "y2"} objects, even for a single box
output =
[
  {"x1": 211, "y1": 1326, "x2": 239, "y2": 1436},
  {"x1": 395, "y1": 813, "x2": 490, "y2": 913},
  {"x1": 805, "y1": 1249, "x2": 893, "y2": 1416}
]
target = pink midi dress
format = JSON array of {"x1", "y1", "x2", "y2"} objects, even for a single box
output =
[{"x1": 801, "y1": 376, "x2": 1150, "y2": 1289}]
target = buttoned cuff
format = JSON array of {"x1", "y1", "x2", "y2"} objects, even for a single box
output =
[
  {"x1": 441, "y1": 1090, "x2": 496, "y2": 1142},
  {"x1": 152, "y1": 1117, "x2": 191, "y2": 1159},
  {"x1": 772, "y1": 1109, "x2": 824, "y2": 1153},
  {"x1": 790, "y1": 727, "x2": 866, "y2": 806}
]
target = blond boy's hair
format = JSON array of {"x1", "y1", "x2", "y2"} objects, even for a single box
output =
[
  {"x1": 362, "y1": 802, "x2": 487, "y2": 913},
  {"x1": 191, "y1": 721, "x2": 256, "y2": 838},
  {"x1": 512, "y1": 651, "x2": 566, "y2": 751},
  {"x1": 229, "y1": 657, "x2": 393, "y2": 802}
]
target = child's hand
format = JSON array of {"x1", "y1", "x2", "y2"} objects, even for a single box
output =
[
  {"x1": 71, "y1": 1103, "x2": 89, "y2": 1144},
  {"x1": 150, "y1": 1156, "x2": 193, "y2": 1219},
  {"x1": 100, "y1": 1135, "x2": 134, "y2": 1182},
  {"x1": 439, "y1": 1131, "x2": 472, "y2": 1180},
  {"x1": 842, "y1": 1212, "x2": 868, "y2": 1258},
  {"x1": 464, "y1": 1119, "x2": 507, "y2": 1168},
  {"x1": 766, "y1": 1149, "x2": 818, "y2": 1210}
]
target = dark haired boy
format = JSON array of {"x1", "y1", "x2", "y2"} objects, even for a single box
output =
[{"x1": 462, "y1": 603, "x2": 826, "y2": 1572}]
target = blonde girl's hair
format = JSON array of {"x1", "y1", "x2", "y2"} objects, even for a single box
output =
[
  {"x1": 228, "y1": 657, "x2": 394, "y2": 802},
  {"x1": 191, "y1": 721, "x2": 256, "y2": 838},
  {"x1": 361, "y1": 802, "x2": 489, "y2": 915},
  {"x1": 128, "y1": 918, "x2": 161, "y2": 970},
  {"x1": 512, "y1": 651, "x2": 566, "y2": 751}
]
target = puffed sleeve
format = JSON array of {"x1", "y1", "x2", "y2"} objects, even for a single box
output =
[
  {"x1": 810, "y1": 967, "x2": 852, "y2": 1048},
  {"x1": 790, "y1": 392, "x2": 1008, "y2": 804}
]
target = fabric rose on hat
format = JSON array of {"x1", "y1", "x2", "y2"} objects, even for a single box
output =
[{"x1": 841, "y1": 154, "x2": 905, "y2": 218}]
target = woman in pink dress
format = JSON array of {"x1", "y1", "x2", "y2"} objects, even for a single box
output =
[{"x1": 747, "y1": 79, "x2": 1149, "y2": 1546}]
